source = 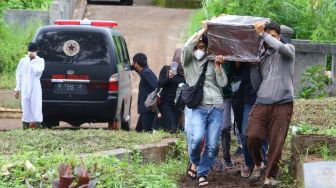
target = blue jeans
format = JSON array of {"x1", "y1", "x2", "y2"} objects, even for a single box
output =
[
  {"x1": 241, "y1": 104, "x2": 268, "y2": 168},
  {"x1": 189, "y1": 106, "x2": 224, "y2": 176}
]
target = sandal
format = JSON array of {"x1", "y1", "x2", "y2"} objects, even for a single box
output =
[
  {"x1": 241, "y1": 165, "x2": 253, "y2": 178},
  {"x1": 198, "y1": 176, "x2": 208, "y2": 187},
  {"x1": 187, "y1": 163, "x2": 197, "y2": 179}
]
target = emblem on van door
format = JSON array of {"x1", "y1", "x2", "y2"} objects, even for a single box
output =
[
  {"x1": 63, "y1": 40, "x2": 80, "y2": 56},
  {"x1": 67, "y1": 70, "x2": 75, "y2": 75}
]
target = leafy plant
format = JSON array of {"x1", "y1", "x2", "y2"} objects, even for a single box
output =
[
  {"x1": 297, "y1": 65, "x2": 332, "y2": 99},
  {"x1": 51, "y1": 160, "x2": 98, "y2": 188}
]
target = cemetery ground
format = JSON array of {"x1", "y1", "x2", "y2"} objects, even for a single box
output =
[{"x1": 0, "y1": 97, "x2": 335, "y2": 187}]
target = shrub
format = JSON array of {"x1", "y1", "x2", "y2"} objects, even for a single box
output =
[
  {"x1": 297, "y1": 65, "x2": 332, "y2": 99},
  {"x1": 0, "y1": 22, "x2": 41, "y2": 89},
  {"x1": 153, "y1": 0, "x2": 202, "y2": 8}
]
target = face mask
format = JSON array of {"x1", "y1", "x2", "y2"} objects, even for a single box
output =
[{"x1": 193, "y1": 49, "x2": 205, "y2": 60}]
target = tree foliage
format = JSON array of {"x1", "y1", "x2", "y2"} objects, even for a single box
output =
[{"x1": 0, "y1": 0, "x2": 53, "y2": 10}]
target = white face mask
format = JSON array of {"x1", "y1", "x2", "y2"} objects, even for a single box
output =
[{"x1": 193, "y1": 49, "x2": 205, "y2": 60}]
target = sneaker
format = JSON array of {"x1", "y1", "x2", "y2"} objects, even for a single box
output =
[{"x1": 224, "y1": 160, "x2": 235, "y2": 169}]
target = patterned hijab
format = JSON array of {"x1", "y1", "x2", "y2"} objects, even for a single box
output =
[{"x1": 172, "y1": 48, "x2": 184, "y2": 76}]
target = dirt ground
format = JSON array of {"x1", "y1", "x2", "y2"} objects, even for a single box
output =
[{"x1": 180, "y1": 154, "x2": 264, "y2": 188}]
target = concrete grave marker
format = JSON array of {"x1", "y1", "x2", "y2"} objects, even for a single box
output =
[{"x1": 304, "y1": 161, "x2": 336, "y2": 188}]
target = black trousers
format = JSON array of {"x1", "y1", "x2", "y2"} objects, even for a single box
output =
[
  {"x1": 221, "y1": 127, "x2": 232, "y2": 163},
  {"x1": 136, "y1": 112, "x2": 155, "y2": 132},
  {"x1": 153, "y1": 102, "x2": 179, "y2": 132}
]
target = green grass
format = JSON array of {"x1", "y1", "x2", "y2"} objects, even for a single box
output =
[
  {"x1": 0, "y1": 130, "x2": 187, "y2": 187},
  {"x1": 291, "y1": 97, "x2": 336, "y2": 131},
  {"x1": 0, "y1": 150, "x2": 187, "y2": 187},
  {"x1": 0, "y1": 129, "x2": 176, "y2": 156}
]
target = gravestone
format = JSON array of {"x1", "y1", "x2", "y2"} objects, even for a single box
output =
[{"x1": 304, "y1": 161, "x2": 336, "y2": 188}]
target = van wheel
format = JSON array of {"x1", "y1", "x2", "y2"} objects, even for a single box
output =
[
  {"x1": 121, "y1": 103, "x2": 130, "y2": 131},
  {"x1": 42, "y1": 119, "x2": 59, "y2": 128}
]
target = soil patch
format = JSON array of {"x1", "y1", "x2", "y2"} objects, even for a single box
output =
[{"x1": 180, "y1": 155, "x2": 264, "y2": 188}]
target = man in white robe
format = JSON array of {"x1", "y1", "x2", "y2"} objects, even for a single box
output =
[{"x1": 14, "y1": 43, "x2": 45, "y2": 129}]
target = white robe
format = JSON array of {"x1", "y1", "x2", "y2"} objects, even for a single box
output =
[{"x1": 14, "y1": 55, "x2": 45, "y2": 122}]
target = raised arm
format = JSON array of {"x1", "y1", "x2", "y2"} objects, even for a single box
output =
[
  {"x1": 255, "y1": 22, "x2": 295, "y2": 61},
  {"x1": 181, "y1": 22, "x2": 208, "y2": 67},
  {"x1": 262, "y1": 33, "x2": 295, "y2": 60}
]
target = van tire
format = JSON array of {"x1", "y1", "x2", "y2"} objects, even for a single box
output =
[{"x1": 42, "y1": 119, "x2": 59, "y2": 128}]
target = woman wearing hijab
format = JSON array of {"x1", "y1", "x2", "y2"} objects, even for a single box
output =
[{"x1": 153, "y1": 48, "x2": 185, "y2": 133}]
